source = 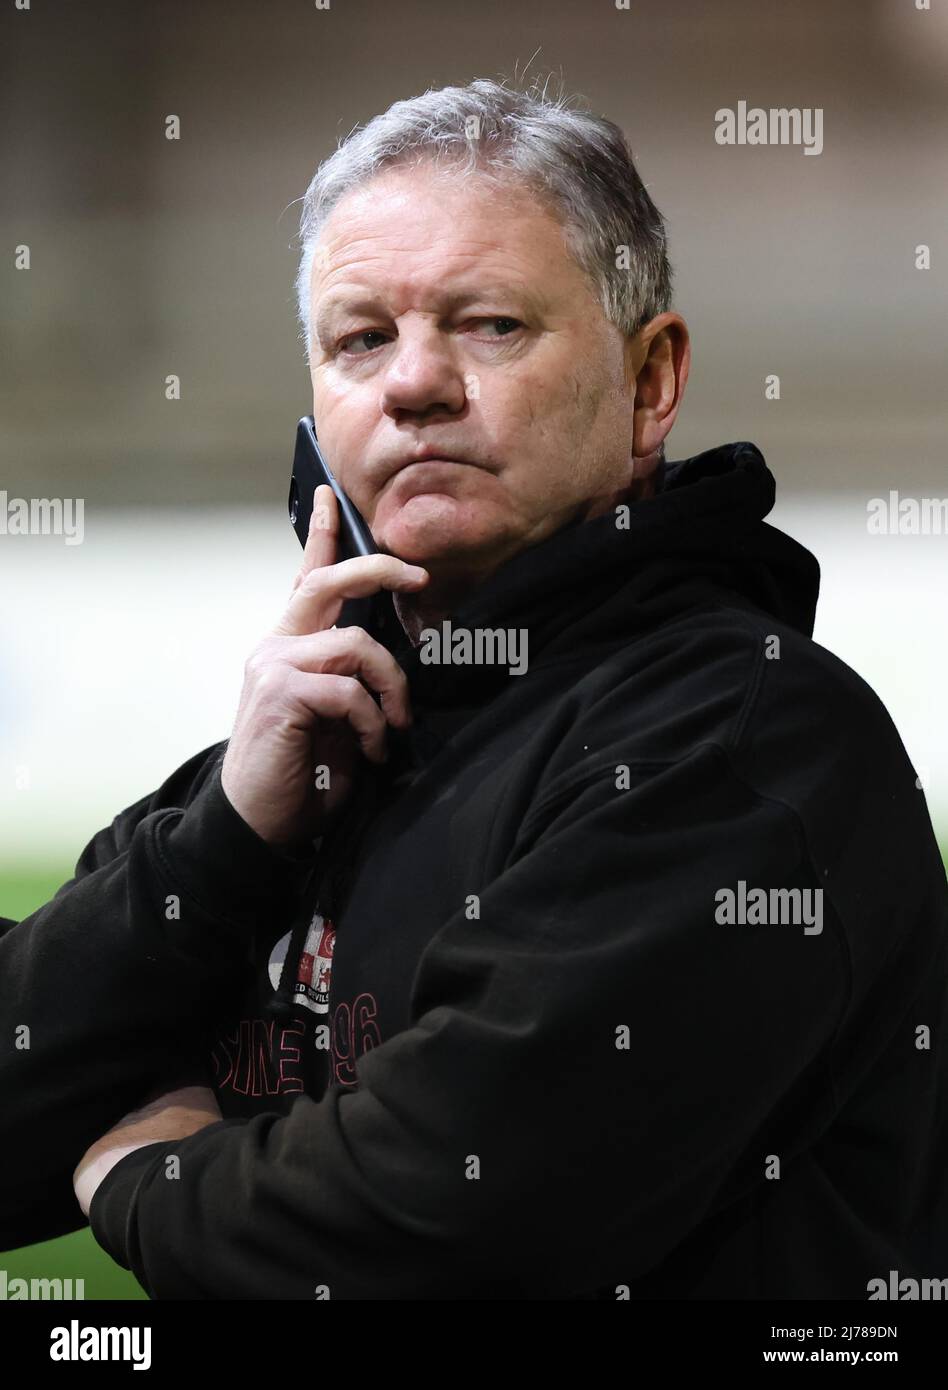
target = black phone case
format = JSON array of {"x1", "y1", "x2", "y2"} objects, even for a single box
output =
[{"x1": 288, "y1": 415, "x2": 392, "y2": 643}]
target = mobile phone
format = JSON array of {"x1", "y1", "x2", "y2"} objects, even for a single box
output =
[{"x1": 287, "y1": 415, "x2": 392, "y2": 643}]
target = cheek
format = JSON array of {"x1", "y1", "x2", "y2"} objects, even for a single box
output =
[
  {"x1": 312, "y1": 369, "x2": 365, "y2": 434},
  {"x1": 310, "y1": 398, "x2": 372, "y2": 503},
  {"x1": 498, "y1": 365, "x2": 608, "y2": 463},
  {"x1": 483, "y1": 367, "x2": 582, "y2": 443}
]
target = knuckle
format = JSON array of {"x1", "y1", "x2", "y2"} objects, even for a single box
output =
[
  {"x1": 244, "y1": 649, "x2": 266, "y2": 681},
  {"x1": 244, "y1": 637, "x2": 276, "y2": 677},
  {"x1": 329, "y1": 624, "x2": 368, "y2": 666},
  {"x1": 244, "y1": 644, "x2": 288, "y2": 694},
  {"x1": 311, "y1": 629, "x2": 355, "y2": 676},
  {"x1": 321, "y1": 672, "x2": 370, "y2": 712},
  {"x1": 299, "y1": 568, "x2": 325, "y2": 598},
  {"x1": 334, "y1": 673, "x2": 364, "y2": 700},
  {"x1": 338, "y1": 624, "x2": 366, "y2": 653}
]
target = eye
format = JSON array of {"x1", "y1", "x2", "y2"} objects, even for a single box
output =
[
  {"x1": 335, "y1": 316, "x2": 524, "y2": 357},
  {"x1": 471, "y1": 316, "x2": 523, "y2": 339},
  {"x1": 337, "y1": 329, "x2": 390, "y2": 357}
]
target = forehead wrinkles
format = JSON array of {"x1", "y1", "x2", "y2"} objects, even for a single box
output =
[
  {"x1": 318, "y1": 209, "x2": 535, "y2": 279},
  {"x1": 309, "y1": 178, "x2": 590, "y2": 344},
  {"x1": 314, "y1": 174, "x2": 560, "y2": 289},
  {"x1": 313, "y1": 238, "x2": 545, "y2": 334}
]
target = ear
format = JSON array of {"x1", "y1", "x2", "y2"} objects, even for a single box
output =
[
  {"x1": 629, "y1": 445, "x2": 665, "y2": 491},
  {"x1": 628, "y1": 313, "x2": 691, "y2": 459}
]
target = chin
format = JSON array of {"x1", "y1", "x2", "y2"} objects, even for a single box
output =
[{"x1": 375, "y1": 496, "x2": 502, "y2": 569}]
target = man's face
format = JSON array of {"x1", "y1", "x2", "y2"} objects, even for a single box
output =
[{"x1": 308, "y1": 162, "x2": 641, "y2": 585}]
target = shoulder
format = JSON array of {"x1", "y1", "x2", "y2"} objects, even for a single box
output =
[{"x1": 554, "y1": 600, "x2": 919, "y2": 809}]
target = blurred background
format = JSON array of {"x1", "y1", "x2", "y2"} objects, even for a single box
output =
[{"x1": 1, "y1": 0, "x2": 945, "y2": 1298}]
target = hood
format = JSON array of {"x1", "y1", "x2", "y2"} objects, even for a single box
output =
[{"x1": 385, "y1": 439, "x2": 820, "y2": 702}]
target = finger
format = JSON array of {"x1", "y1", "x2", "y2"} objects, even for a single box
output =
[
  {"x1": 291, "y1": 484, "x2": 338, "y2": 594},
  {"x1": 301, "y1": 483, "x2": 339, "y2": 578},
  {"x1": 286, "y1": 670, "x2": 390, "y2": 763},
  {"x1": 275, "y1": 552, "x2": 429, "y2": 638},
  {"x1": 277, "y1": 626, "x2": 413, "y2": 728}
]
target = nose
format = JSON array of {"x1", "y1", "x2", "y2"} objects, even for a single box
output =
[{"x1": 378, "y1": 316, "x2": 469, "y2": 422}]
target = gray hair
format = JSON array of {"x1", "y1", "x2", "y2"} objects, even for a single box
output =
[{"x1": 293, "y1": 76, "x2": 673, "y2": 366}]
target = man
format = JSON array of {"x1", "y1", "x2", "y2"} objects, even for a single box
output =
[{"x1": 3, "y1": 78, "x2": 946, "y2": 1299}]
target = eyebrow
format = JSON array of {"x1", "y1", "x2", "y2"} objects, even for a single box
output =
[{"x1": 313, "y1": 284, "x2": 545, "y2": 345}]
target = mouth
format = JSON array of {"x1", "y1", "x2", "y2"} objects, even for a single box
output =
[
  {"x1": 384, "y1": 450, "x2": 481, "y2": 493},
  {"x1": 401, "y1": 457, "x2": 469, "y2": 470},
  {"x1": 388, "y1": 458, "x2": 477, "y2": 498},
  {"x1": 393, "y1": 449, "x2": 473, "y2": 472}
]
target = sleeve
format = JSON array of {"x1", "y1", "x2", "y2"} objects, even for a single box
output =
[
  {"x1": 88, "y1": 741, "x2": 849, "y2": 1298},
  {"x1": 0, "y1": 741, "x2": 320, "y2": 1251}
]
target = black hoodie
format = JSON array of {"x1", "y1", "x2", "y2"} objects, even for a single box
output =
[{"x1": 2, "y1": 441, "x2": 946, "y2": 1299}]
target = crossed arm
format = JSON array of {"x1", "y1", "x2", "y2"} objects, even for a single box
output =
[{"x1": 74, "y1": 745, "x2": 845, "y2": 1298}]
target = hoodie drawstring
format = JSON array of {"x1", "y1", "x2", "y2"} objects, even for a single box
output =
[
  {"x1": 265, "y1": 857, "x2": 326, "y2": 1022},
  {"x1": 265, "y1": 764, "x2": 384, "y2": 1021}
]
